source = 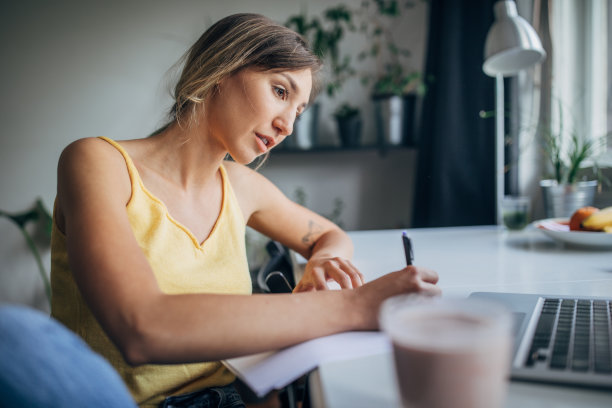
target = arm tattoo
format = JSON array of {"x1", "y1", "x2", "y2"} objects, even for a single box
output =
[{"x1": 302, "y1": 220, "x2": 323, "y2": 250}]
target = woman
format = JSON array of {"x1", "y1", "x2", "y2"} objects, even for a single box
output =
[{"x1": 51, "y1": 13, "x2": 440, "y2": 407}]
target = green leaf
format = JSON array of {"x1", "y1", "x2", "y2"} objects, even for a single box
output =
[
  {"x1": 35, "y1": 198, "x2": 53, "y2": 238},
  {"x1": 333, "y1": 102, "x2": 360, "y2": 118},
  {"x1": 0, "y1": 199, "x2": 52, "y2": 306},
  {"x1": 1, "y1": 208, "x2": 38, "y2": 229}
]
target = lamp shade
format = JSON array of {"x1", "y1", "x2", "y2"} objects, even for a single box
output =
[{"x1": 483, "y1": 0, "x2": 546, "y2": 77}]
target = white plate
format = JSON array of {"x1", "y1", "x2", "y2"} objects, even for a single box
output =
[{"x1": 534, "y1": 218, "x2": 612, "y2": 249}]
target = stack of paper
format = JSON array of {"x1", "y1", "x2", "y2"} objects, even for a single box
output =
[{"x1": 224, "y1": 331, "x2": 391, "y2": 397}]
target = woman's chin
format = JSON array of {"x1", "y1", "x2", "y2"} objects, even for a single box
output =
[{"x1": 227, "y1": 152, "x2": 261, "y2": 166}]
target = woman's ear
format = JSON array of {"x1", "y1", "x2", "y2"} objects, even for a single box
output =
[
  {"x1": 205, "y1": 81, "x2": 222, "y2": 105},
  {"x1": 214, "y1": 76, "x2": 226, "y2": 94}
]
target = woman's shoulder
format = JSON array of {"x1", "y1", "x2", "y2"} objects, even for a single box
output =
[
  {"x1": 60, "y1": 137, "x2": 121, "y2": 162},
  {"x1": 223, "y1": 160, "x2": 255, "y2": 178},
  {"x1": 58, "y1": 137, "x2": 131, "y2": 185},
  {"x1": 57, "y1": 137, "x2": 133, "y2": 210},
  {"x1": 222, "y1": 160, "x2": 272, "y2": 188},
  {"x1": 222, "y1": 160, "x2": 285, "y2": 216}
]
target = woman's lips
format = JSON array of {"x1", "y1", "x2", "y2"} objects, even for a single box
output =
[{"x1": 255, "y1": 133, "x2": 274, "y2": 152}]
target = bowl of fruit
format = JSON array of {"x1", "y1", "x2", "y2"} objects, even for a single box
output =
[{"x1": 534, "y1": 206, "x2": 612, "y2": 249}]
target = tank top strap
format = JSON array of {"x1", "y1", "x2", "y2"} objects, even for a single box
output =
[{"x1": 97, "y1": 136, "x2": 141, "y2": 193}]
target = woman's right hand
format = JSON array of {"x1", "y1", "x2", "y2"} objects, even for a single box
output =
[{"x1": 352, "y1": 266, "x2": 441, "y2": 330}]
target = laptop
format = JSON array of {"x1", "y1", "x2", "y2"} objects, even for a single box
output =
[{"x1": 469, "y1": 292, "x2": 612, "y2": 389}]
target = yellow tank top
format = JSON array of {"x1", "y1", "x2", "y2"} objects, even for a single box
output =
[{"x1": 51, "y1": 136, "x2": 252, "y2": 407}]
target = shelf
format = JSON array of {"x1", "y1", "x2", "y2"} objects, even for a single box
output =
[{"x1": 274, "y1": 143, "x2": 417, "y2": 155}]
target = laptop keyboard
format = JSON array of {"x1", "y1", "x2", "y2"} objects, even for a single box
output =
[{"x1": 525, "y1": 298, "x2": 612, "y2": 374}]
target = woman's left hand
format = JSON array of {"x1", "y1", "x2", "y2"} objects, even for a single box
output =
[{"x1": 293, "y1": 256, "x2": 365, "y2": 292}]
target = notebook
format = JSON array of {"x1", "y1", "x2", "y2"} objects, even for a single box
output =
[{"x1": 469, "y1": 292, "x2": 612, "y2": 389}]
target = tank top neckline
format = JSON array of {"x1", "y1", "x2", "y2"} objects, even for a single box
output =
[{"x1": 98, "y1": 136, "x2": 227, "y2": 249}]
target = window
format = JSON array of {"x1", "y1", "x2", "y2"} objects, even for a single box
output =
[
  {"x1": 550, "y1": 0, "x2": 609, "y2": 163},
  {"x1": 512, "y1": 0, "x2": 611, "y2": 215}
]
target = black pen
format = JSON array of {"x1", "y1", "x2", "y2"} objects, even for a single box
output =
[{"x1": 402, "y1": 231, "x2": 413, "y2": 266}]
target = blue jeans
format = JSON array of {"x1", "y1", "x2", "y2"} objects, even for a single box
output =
[
  {"x1": 159, "y1": 384, "x2": 245, "y2": 408},
  {"x1": 0, "y1": 304, "x2": 137, "y2": 407}
]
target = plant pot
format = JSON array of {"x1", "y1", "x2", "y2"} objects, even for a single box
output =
[
  {"x1": 540, "y1": 179, "x2": 598, "y2": 218},
  {"x1": 336, "y1": 115, "x2": 362, "y2": 148},
  {"x1": 373, "y1": 93, "x2": 416, "y2": 147},
  {"x1": 285, "y1": 103, "x2": 320, "y2": 150}
]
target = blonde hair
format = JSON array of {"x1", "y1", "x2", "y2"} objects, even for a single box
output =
[{"x1": 165, "y1": 13, "x2": 322, "y2": 130}]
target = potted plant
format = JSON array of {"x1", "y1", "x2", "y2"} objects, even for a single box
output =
[
  {"x1": 357, "y1": 0, "x2": 427, "y2": 148},
  {"x1": 539, "y1": 102, "x2": 609, "y2": 218},
  {"x1": 319, "y1": 5, "x2": 364, "y2": 148},
  {"x1": 285, "y1": 5, "x2": 359, "y2": 149},
  {"x1": 334, "y1": 103, "x2": 362, "y2": 147},
  {"x1": 371, "y1": 67, "x2": 423, "y2": 148},
  {"x1": 284, "y1": 12, "x2": 323, "y2": 150},
  {"x1": 1, "y1": 198, "x2": 52, "y2": 306}
]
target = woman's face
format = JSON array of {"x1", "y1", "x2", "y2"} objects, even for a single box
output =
[{"x1": 206, "y1": 67, "x2": 312, "y2": 164}]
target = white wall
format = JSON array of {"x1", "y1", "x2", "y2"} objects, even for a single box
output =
[
  {"x1": 259, "y1": 149, "x2": 418, "y2": 230},
  {"x1": 0, "y1": 0, "x2": 428, "y2": 310}
]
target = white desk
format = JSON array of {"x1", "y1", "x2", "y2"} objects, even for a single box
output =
[{"x1": 307, "y1": 225, "x2": 612, "y2": 408}]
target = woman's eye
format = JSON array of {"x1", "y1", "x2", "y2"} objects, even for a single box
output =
[{"x1": 274, "y1": 86, "x2": 288, "y2": 100}]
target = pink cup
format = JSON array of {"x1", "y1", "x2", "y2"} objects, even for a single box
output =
[{"x1": 379, "y1": 295, "x2": 513, "y2": 408}]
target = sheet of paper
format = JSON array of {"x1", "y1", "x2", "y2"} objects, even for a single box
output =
[{"x1": 224, "y1": 331, "x2": 391, "y2": 397}]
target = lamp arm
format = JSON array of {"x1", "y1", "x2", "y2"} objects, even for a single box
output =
[{"x1": 495, "y1": 74, "x2": 505, "y2": 225}]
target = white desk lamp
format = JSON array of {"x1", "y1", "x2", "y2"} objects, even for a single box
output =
[{"x1": 483, "y1": 0, "x2": 546, "y2": 225}]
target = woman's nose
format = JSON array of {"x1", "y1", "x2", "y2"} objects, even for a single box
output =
[{"x1": 273, "y1": 112, "x2": 294, "y2": 137}]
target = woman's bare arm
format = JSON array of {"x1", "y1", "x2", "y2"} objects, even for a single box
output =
[
  {"x1": 226, "y1": 162, "x2": 364, "y2": 291},
  {"x1": 57, "y1": 139, "x2": 439, "y2": 366}
]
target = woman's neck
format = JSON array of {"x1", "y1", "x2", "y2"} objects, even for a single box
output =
[{"x1": 143, "y1": 121, "x2": 227, "y2": 191}]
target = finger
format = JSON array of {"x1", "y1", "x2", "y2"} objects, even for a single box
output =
[
  {"x1": 417, "y1": 281, "x2": 442, "y2": 297},
  {"x1": 420, "y1": 267, "x2": 439, "y2": 284},
  {"x1": 341, "y1": 259, "x2": 366, "y2": 287},
  {"x1": 293, "y1": 282, "x2": 315, "y2": 293},
  {"x1": 327, "y1": 258, "x2": 365, "y2": 289},
  {"x1": 310, "y1": 267, "x2": 329, "y2": 291},
  {"x1": 404, "y1": 265, "x2": 439, "y2": 284},
  {"x1": 326, "y1": 264, "x2": 353, "y2": 289}
]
